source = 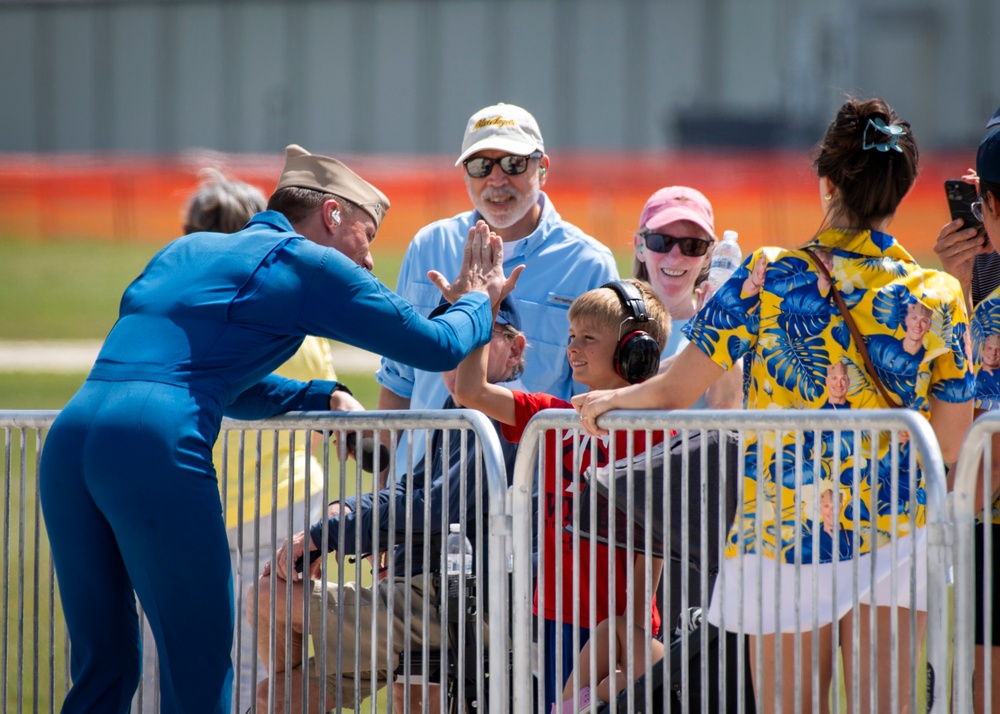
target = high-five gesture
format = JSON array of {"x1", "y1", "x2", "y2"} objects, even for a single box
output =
[{"x1": 428, "y1": 220, "x2": 523, "y2": 306}]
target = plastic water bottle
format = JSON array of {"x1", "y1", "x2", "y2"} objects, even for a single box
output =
[
  {"x1": 445, "y1": 523, "x2": 474, "y2": 598},
  {"x1": 705, "y1": 230, "x2": 742, "y2": 295}
]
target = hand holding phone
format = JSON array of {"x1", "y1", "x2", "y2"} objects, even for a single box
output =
[{"x1": 945, "y1": 179, "x2": 985, "y2": 243}]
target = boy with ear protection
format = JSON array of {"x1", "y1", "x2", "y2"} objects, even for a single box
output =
[{"x1": 453, "y1": 278, "x2": 670, "y2": 712}]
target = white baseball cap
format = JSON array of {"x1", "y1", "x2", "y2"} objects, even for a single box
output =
[{"x1": 455, "y1": 103, "x2": 545, "y2": 166}]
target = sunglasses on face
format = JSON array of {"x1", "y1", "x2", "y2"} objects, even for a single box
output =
[
  {"x1": 463, "y1": 151, "x2": 543, "y2": 179},
  {"x1": 640, "y1": 232, "x2": 712, "y2": 257}
]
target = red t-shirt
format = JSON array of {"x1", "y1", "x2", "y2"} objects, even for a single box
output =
[{"x1": 501, "y1": 391, "x2": 661, "y2": 634}]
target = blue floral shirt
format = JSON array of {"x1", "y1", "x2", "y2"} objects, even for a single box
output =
[{"x1": 686, "y1": 228, "x2": 974, "y2": 563}]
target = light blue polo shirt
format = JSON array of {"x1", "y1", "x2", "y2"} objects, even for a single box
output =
[{"x1": 378, "y1": 192, "x2": 619, "y2": 472}]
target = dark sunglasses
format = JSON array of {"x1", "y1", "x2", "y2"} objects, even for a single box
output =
[
  {"x1": 641, "y1": 232, "x2": 712, "y2": 257},
  {"x1": 463, "y1": 151, "x2": 543, "y2": 179}
]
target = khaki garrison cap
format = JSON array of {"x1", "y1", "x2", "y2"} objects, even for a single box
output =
[{"x1": 275, "y1": 144, "x2": 390, "y2": 229}]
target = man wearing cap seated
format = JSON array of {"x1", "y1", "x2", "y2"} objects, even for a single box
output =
[
  {"x1": 376, "y1": 102, "x2": 619, "y2": 477},
  {"x1": 37, "y1": 144, "x2": 514, "y2": 714},
  {"x1": 252, "y1": 298, "x2": 526, "y2": 713}
]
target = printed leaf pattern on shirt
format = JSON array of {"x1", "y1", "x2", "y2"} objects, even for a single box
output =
[
  {"x1": 687, "y1": 228, "x2": 974, "y2": 563},
  {"x1": 970, "y1": 286, "x2": 1000, "y2": 523}
]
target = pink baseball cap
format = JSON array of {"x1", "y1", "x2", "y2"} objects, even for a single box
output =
[{"x1": 638, "y1": 186, "x2": 716, "y2": 239}]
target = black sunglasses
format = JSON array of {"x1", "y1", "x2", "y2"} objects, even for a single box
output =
[
  {"x1": 463, "y1": 151, "x2": 543, "y2": 179},
  {"x1": 641, "y1": 232, "x2": 712, "y2": 257}
]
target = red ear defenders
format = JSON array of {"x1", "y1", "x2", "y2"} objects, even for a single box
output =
[{"x1": 601, "y1": 281, "x2": 661, "y2": 384}]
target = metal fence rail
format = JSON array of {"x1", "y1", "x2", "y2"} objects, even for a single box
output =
[
  {"x1": 1, "y1": 409, "x2": 510, "y2": 714},
  {"x1": 6, "y1": 405, "x2": 996, "y2": 712},
  {"x1": 2, "y1": 413, "x2": 66, "y2": 713},
  {"x1": 951, "y1": 410, "x2": 1000, "y2": 714},
  {"x1": 510, "y1": 408, "x2": 950, "y2": 714}
]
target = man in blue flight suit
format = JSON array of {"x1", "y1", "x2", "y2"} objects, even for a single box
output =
[{"x1": 38, "y1": 144, "x2": 516, "y2": 714}]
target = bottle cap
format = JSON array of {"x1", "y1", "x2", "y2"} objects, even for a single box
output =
[
  {"x1": 449, "y1": 523, "x2": 461, "y2": 533},
  {"x1": 723, "y1": 230, "x2": 739, "y2": 242}
]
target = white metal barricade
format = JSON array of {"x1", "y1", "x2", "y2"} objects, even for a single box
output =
[
  {"x1": 510, "y1": 409, "x2": 951, "y2": 714},
  {"x1": 2, "y1": 412, "x2": 65, "y2": 713},
  {"x1": 1, "y1": 409, "x2": 511, "y2": 714},
  {"x1": 951, "y1": 410, "x2": 1000, "y2": 714}
]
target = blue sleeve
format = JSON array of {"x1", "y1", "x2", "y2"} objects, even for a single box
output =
[
  {"x1": 294, "y1": 243, "x2": 492, "y2": 372},
  {"x1": 229, "y1": 238, "x2": 492, "y2": 374},
  {"x1": 224, "y1": 374, "x2": 337, "y2": 420},
  {"x1": 224, "y1": 375, "x2": 339, "y2": 420}
]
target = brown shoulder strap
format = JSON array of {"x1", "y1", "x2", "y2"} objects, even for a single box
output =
[{"x1": 804, "y1": 249, "x2": 902, "y2": 408}]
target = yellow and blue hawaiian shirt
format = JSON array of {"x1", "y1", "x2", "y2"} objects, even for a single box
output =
[
  {"x1": 686, "y1": 228, "x2": 974, "y2": 564},
  {"x1": 969, "y1": 286, "x2": 1000, "y2": 524}
]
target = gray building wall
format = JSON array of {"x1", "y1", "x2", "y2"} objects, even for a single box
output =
[{"x1": 0, "y1": 0, "x2": 996, "y2": 155}]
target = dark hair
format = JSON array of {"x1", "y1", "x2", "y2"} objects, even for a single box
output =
[
  {"x1": 266, "y1": 186, "x2": 358, "y2": 226},
  {"x1": 813, "y1": 97, "x2": 918, "y2": 230},
  {"x1": 982, "y1": 179, "x2": 1000, "y2": 205}
]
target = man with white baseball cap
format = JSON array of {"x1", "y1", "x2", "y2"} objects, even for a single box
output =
[{"x1": 377, "y1": 101, "x2": 618, "y2": 468}]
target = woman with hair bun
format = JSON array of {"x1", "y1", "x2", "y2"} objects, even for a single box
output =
[{"x1": 574, "y1": 97, "x2": 974, "y2": 711}]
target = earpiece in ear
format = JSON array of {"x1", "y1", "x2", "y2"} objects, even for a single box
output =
[
  {"x1": 331, "y1": 210, "x2": 341, "y2": 226},
  {"x1": 638, "y1": 245, "x2": 643, "y2": 253},
  {"x1": 540, "y1": 167, "x2": 547, "y2": 176}
]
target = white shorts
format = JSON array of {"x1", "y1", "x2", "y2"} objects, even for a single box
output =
[{"x1": 706, "y1": 529, "x2": 927, "y2": 635}]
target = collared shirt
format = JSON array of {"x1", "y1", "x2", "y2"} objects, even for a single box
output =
[
  {"x1": 377, "y1": 192, "x2": 619, "y2": 471},
  {"x1": 687, "y1": 228, "x2": 974, "y2": 563}
]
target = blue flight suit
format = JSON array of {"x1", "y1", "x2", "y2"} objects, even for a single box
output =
[{"x1": 38, "y1": 211, "x2": 492, "y2": 714}]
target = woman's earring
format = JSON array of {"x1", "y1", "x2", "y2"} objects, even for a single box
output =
[{"x1": 824, "y1": 193, "x2": 833, "y2": 201}]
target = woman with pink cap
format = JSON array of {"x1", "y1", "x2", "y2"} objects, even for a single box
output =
[{"x1": 632, "y1": 186, "x2": 744, "y2": 409}]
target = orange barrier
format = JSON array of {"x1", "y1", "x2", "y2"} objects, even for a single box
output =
[{"x1": 0, "y1": 150, "x2": 976, "y2": 260}]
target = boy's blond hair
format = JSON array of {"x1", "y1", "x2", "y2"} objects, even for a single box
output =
[{"x1": 567, "y1": 278, "x2": 670, "y2": 352}]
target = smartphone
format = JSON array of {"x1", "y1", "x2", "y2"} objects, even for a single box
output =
[{"x1": 945, "y1": 179, "x2": 985, "y2": 242}]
